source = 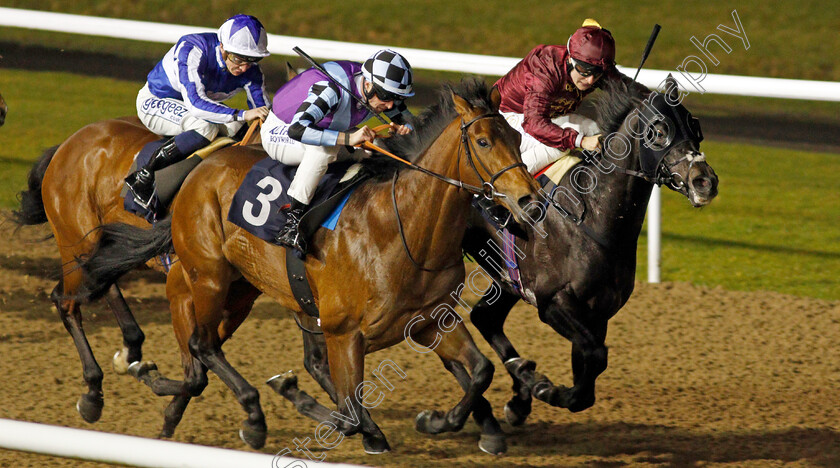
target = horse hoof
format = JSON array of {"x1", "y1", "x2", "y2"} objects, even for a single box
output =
[
  {"x1": 479, "y1": 433, "x2": 507, "y2": 455},
  {"x1": 127, "y1": 360, "x2": 157, "y2": 379},
  {"x1": 503, "y1": 398, "x2": 531, "y2": 427},
  {"x1": 566, "y1": 393, "x2": 595, "y2": 413},
  {"x1": 76, "y1": 393, "x2": 104, "y2": 423},
  {"x1": 266, "y1": 371, "x2": 298, "y2": 397},
  {"x1": 112, "y1": 349, "x2": 130, "y2": 375},
  {"x1": 415, "y1": 409, "x2": 447, "y2": 434},
  {"x1": 362, "y1": 435, "x2": 391, "y2": 454},
  {"x1": 159, "y1": 425, "x2": 175, "y2": 439},
  {"x1": 239, "y1": 425, "x2": 267, "y2": 450}
]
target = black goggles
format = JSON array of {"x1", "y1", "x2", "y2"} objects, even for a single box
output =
[
  {"x1": 570, "y1": 58, "x2": 603, "y2": 78},
  {"x1": 371, "y1": 85, "x2": 405, "y2": 103},
  {"x1": 227, "y1": 52, "x2": 262, "y2": 66}
]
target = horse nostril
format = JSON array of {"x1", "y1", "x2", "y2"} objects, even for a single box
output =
[
  {"x1": 692, "y1": 177, "x2": 710, "y2": 192},
  {"x1": 518, "y1": 195, "x2": 544, "y2": 221}
]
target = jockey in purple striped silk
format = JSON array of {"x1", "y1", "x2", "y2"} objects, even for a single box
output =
[{"x1": 260, "y1": 49, "x2": 416, "y2": 254}]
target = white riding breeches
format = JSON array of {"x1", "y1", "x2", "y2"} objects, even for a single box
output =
[
  {"x1": 136, "y1": 83, "x2": 244, "y2": 140},
  {"x1": 501, "y1": 112, "x2": 601, "y2": 174},
  {"x1": 260, "y1": 112, "x2": 353, "y2": 205}
]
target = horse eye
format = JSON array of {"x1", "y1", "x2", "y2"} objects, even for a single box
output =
[{"x1": 477, "y1": 138, "x2": 490, "y2": 148}]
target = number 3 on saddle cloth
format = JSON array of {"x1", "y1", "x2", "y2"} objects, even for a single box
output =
[{"x1": 227, "y1": 157, "x2": 367, "y2": 245}]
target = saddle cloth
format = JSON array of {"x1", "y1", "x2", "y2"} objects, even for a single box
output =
[{"x1": 227, "y1": 158, "x2": 361, "y2": 242}]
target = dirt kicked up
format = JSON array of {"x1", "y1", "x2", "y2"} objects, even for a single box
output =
[{"x1": 1, "y1": 217, "x2": 839, "y2": 468}]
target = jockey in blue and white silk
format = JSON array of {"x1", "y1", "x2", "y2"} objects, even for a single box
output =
[
  {"x1": 138, "y1": 17, "x2": 269, "y2": 141},
  {"x1": 126, "y1": 14, "x2": 270, "y2": 209}
]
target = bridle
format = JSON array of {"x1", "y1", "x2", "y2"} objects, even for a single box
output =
[
  {"x1": 544, "y1": 102, "x2": 706, "y2": 251},
  {"x1": 390, "y1": 112, "x2": 527, "y2": 271}
]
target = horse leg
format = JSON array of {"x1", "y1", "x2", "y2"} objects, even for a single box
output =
[
  {"x1": 440, "y1": 357, "x2": 507, "y2": 455},
  {"x1": 325, "y1": 332, "x2": 390, "y2": 454},
  {"x1": 302, "y1": 331, "x2": 337, "y2": 403},
  {"x1": 188, "y1": 274, "x2": 267, "y2": 449},
  {"x1": 412, "y1": 323, "x2": 506, "y2": 455},
  {"x1": 265, "y1": 326, "x2": 338, "y2": 425},
  {"x1": 105, "y1": 284, "x2": 146, "y2": 374},
  {"x1": 470, "y1": 289, "x2": 535, "y2": 426},
  {"x1": 533, "y1": 293, "x2": 608, "y2": 413},
  {"x1": 51, "y1": 275, "x2": 104, "y2": 423},
  {"x1": 156, "y1": 262, "x2": 209, "y2": 439}
]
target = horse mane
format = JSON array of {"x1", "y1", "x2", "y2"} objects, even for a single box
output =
[
  {"x1": 590, "y1": 75, "x2": 651, "y2": 136},
  {"x1": 362, "y1": 77, "x2": 495, "y2": 180}
]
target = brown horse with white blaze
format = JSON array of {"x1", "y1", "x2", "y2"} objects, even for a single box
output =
[{"x1": 80, "y1": 79, "x2": 542, "y2": 453}]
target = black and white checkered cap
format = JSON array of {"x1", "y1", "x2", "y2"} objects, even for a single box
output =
[{"x1": 362, "y1": 49, "x2": 414, "y2": 97}]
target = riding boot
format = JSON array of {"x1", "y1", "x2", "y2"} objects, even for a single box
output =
[
  {"x1": 125, "y1": 137, "x2": 185, "y2": 209},
  {"x1": 125, "y1": 131, "x2": 209, "y2": 210},
  {"x1": 275, "y1": 200, "x2": 309, "y2": 255}
]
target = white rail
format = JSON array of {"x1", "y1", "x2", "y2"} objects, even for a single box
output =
[
  {"x1": 0, "y1": 418, "x2": 361, "y2": 468},
  {"x1": 1, "y1": 7, "x2": 839, "y2": 101}
]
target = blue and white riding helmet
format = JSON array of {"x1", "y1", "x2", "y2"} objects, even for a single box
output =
[
  {"x1": 218, "y1": 14, "x2": 270, "y2": 59},
  {"x1": 362, "y1": 49, "x2": 415, "y2": 99}
]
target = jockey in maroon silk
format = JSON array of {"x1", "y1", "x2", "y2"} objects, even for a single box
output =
[{"x1": 494, "y1": 19, "x2": 639, "y2": 174}]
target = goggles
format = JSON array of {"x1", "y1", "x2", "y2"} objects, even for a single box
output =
[
  {"x1": 227, "y1": 52, "x2": 262, "y2": 66},
  {"x1": 371, "y1": 85, "x2": 405, "y2": 103},
  {"x1": 570, "y1": 57, "x2": 603, "y2": 78}
]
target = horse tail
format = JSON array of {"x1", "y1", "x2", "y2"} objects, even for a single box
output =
[
  {"x1": 77, "y1": 218, "x2": 173, "y2": 302},
  {"x1": 11, "y1": 145, "x2": 58, "y2": 227}
]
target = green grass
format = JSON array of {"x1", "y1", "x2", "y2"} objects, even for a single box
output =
[
  {"x1": 1, "y1": 0, "x2": 837, "y2": 80},
  {"x1": 1, "y1": 69, "x2": 838, "y2": 301},
  {"x1": 636, "y1": 140, "x2": 840, "y2": 300}
]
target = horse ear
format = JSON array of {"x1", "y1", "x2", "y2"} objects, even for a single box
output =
[
  {"x1": 286, "y1": 62, "x2": 298, "y2": 80},
  {"x1": 451, "y1": 91, "x2": 473, "y2": 117},
  {"x1": 490, "y1": 85, "x2": 502, "y2": 112},
  {"x1": 665, "y1": 73, "x2": 679, "y2": 102}
]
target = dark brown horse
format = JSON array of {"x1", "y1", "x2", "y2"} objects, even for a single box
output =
[
  {"x1": 79, "y1": 79, "x2": 542, "y2": 454},
  {"x1": 12, "y1": 116, "x2": 165, "y2": 424},
  {"x1": 463, "y1": 75, "x2": 719, "y2": 425}
]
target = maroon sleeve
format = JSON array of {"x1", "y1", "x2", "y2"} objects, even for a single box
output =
[{"x1": 520, "y1": 54, "x2": 580, "y2": 150}]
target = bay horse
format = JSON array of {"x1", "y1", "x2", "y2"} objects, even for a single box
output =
[
  {"x1": 79, "y1": 79, "x2": 542, "y2": 453},
  {"x1": 462, "y1": 75, "x2": 719, "y2": 425},
  {"x1": 12, "y1": 116, "x2": 165, "y2": 424}
]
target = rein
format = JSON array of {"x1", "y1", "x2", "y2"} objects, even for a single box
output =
[
  {"x1": 547, "y1": 111, "x2": 701, "y2": 251},
  {"x1": 234, "y1": 120, "x2": 261, "y2": 146},
  {"x1": 362, "y1": 115, "x2": 524, "y2": 199},
  {"x1": 387, "y1": 112, "x2": 526, "y2": 272}
]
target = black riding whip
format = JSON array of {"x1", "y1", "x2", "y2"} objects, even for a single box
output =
[
  {"x1": 633, "y1": 24, "x2": 661, "y2": 81},
  {"x1": 292, "y1": 46, "x2": 390, "y2": 126}
]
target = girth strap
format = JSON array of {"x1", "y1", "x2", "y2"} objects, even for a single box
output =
[{"x1": 286, "y1": 252, "x2": 319, "y2": 319}]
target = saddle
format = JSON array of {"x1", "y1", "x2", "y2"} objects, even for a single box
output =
[{"x1": 123, "y1": 137, "x2": 236, "y2": 222}]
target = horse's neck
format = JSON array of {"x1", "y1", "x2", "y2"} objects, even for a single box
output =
[
  {"x1": 577, "y1": 124, "x2": 653, "y2": 242},
  {"x1": 395, "y1": 122, "x2": 470, "y2": 266}
]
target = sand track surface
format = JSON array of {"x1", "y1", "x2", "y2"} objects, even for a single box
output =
[{"x1": 1, "y1": 218, "x2": 838, "y2": 467}]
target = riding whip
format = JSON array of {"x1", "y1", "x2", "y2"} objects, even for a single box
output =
[
  {"x1": 633, "y1": 24, "x2": 661, "y2": 81},
  {"x1": 292, "y1": 46, "x2": 390, "y2": 126}
]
